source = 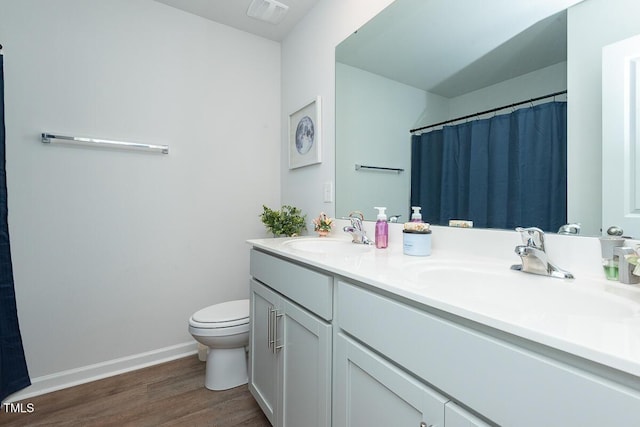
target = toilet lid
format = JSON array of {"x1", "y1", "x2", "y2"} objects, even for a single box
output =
[{"x1": 192, "y1": 299, "x2": 249, "y2": 327}]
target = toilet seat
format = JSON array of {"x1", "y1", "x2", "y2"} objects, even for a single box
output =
[{"x1": 189, "y1": 299, "x2": 249, "y2": 329}]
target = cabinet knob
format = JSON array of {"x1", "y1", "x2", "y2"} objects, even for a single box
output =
[{"x1": 419, "y1": 422, "x2": 432, "y2": 427}]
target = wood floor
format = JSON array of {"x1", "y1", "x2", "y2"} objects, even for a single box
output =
[{"x1": 0, "y1": 355, "x2": 271, "y2": 427}]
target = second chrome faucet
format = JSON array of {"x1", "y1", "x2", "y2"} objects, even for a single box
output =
[{"x1": 511, "y1": 227, "x2": 574, "y2": 279}]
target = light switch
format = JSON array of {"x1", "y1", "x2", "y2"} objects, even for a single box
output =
[{"x1": 323, "y1": 181, "x2": 333, "y2": 203}]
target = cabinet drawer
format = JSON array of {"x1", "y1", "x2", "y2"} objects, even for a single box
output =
[
  {"x1": 250, "y1": 249, "x2": 333, "y2": 320},
  {"x1": 338, "y1": 281, "x2": 640, "y2": 427}
]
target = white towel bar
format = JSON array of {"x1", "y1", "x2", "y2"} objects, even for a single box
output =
[{"x1": 41, "y1": 133, "x2": 169, "y2": 154}]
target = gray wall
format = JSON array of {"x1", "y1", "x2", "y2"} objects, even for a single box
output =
[
  {"x1": 1, "y1": 0, "x2": 281, "y2": 396},
  {"x1": 280, "y1": 0, "x2": 395, "y2": 227}
]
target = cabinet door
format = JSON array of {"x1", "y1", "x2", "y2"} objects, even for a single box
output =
[
  {"x1": 249, "y1": 279, "x2": 280, "y2": 425},
  {"x1": 445, "y1": 402, "x2": 491, "y2": 427},
  {"x1": 334, "y1": 333, "x2": 447, "y2": 427},
  {"x1": 280, "y1": 299, "x2": 331, "y2": 427}
]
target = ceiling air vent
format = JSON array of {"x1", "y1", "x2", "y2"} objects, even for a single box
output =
[{"x1": 247, "y1": 0, "x2": 289, "y2": 25}]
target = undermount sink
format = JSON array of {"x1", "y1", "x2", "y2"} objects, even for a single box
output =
[
  {"x1": 282, "y1": 237, "x2": 372, "y2": 255},
  {"x1": 404, "y1": 262, "x2": 640, "y2": 321}
]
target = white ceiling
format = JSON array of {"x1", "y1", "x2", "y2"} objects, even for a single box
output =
[{"x1": 153, "y1": 0, "x2": 319, "y2": 42}]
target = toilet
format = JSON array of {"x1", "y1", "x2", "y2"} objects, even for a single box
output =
[{"x1": 188, "y1": 299, "x2": 250, "y2": 391}]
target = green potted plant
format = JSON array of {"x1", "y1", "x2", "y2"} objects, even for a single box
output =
[{"x1": 260, "y1": 204, "x2": 307, "y2": 237}]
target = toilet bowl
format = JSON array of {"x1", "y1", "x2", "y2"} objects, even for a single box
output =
[{"x1": 188, "y1": 299, "x2": 250, "y2": 391}]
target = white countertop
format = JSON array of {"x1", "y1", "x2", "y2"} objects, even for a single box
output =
[{"x1": 248, "y1": 233, "x2": 640, "y2": 380}]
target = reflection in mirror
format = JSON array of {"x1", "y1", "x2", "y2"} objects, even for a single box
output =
[
  {"x1": 410, "y1": 99, "x2": 567, "y2": 232},
  {"x1": 335, "y1": 0, "x2": 586, "y2": 231},
  {"x1": 602, "y1": 34, "x2": 640, "y2": 240}
]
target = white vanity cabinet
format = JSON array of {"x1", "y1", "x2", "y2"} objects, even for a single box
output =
[
  {"x1": 249, "y1": 249, "x2": 332, "y2": 427},
  {"x1": 248, "y1": 240, "x2": 640, "y2": 427},
  {"x1": 337, "y1": 280, "x2": 640, "y2": 427}
]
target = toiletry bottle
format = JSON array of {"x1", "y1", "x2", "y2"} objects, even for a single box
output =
[
  {"x1": 374, "y1": 207, "x2": 388, "y2": 249},
  {"x1": 599, "y1": 234, "x2": 625, "y2": 280},
  {"x1": 411, "y1": 206, "x2": 423, "y2": 222}
]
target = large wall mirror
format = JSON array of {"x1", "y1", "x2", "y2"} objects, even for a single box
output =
[{"x1": 335, "y1": 0, "x2": 619, "y2": 236}]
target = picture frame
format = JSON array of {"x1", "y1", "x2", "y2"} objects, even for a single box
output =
[{"x1": 289, "y1": 96, "x2": 321, "y2": 169}]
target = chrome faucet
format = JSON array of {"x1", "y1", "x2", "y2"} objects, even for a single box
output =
[
  {"x1": 557, "y1": 223, "x2": 581, "y2": 235},
  {"x1": 388, "y1": 214, "x2": 402, "y2": 223},
  {"x1": 343, "y1": 211, "x2": 373, "y2": 245},
  {"x1": 511, "y1": 227, "x2": 574, "y2": 279}
]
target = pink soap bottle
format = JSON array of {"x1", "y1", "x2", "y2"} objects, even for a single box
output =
[
  {"x1": 411, "y1": 206, "x2": 423, "y2": 223},
  {"x1": 374, "y1": 207, "x2": 388, "y2": 249}
]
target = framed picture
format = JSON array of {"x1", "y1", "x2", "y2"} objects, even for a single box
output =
[{"x1": 289, "y1": 96, "x2": 321, "y2": 169}]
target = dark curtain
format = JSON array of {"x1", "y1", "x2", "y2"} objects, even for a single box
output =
[
  {"x1": 411, "y1": 101, "x2": 567, "y2": 232},
  {"x1": 0, "y1": 54, "x2": 31, "y2": 401}
]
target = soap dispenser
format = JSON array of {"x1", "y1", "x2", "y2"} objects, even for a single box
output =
[
  {"x1": 374, "y1": 207, "x2": 388, "y2": 249},
  {"x1": 411, "y1": 206, "x2": 423, "y2": 223},
  {"x1": 599, "y1": 227, "x2": 625, "y2": 280}
]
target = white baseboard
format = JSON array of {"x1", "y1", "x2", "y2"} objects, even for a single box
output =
[{"x1": 4, "y1": 341, "x2": 198, "y2": 403}]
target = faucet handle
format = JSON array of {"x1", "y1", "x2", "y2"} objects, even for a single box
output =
[
  {"x1": 348, "y1": 211, "x2": 364, "y2": 221},
  {"x1": 516, "y1": 227, "x2": 545, "y2": 250}
]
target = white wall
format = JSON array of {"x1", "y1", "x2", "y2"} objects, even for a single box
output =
[
  {"x1": 335, "y1": 63, "x2": 438, "y2": 221},
  {"x1": 1, "y1": 0, "x2": 280, "y2": 397},
  {"x1": 281, "y1": 0, "x2": 395, "y2": 225},
  {"x1": 448, "y1": 62, "x2": 567, "y2": 119},
  {"x1": 568, "y1": 0, "x2": 640, "y2": 236}
]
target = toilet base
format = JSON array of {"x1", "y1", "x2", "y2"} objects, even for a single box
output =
[
  {"x1": 197, "y1": 343, "x2": 208, "y2": 362},
  {"x1": 205, "y1": 347, "x2": 248, "y2": 391}
]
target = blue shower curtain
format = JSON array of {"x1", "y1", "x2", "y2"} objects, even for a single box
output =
[
  {"x1": 0, "y1": 54, "x2": 31, "y2": 401},
  {"x1": 411, "y1": 101, "x2": 567, "y2": 232}
]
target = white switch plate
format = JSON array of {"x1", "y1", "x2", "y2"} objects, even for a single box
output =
[{"x1": 323, "y1": 181, "x2": 333, "y2": 203}]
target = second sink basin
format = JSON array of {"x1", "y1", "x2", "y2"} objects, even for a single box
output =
[{"x1": 404, "y1": 262, "x2": 640, "y2": 321}]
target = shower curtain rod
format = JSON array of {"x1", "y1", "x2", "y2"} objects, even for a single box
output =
[{"x1": 409, "y1": 90, "x2": 567, "y2": 134}]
